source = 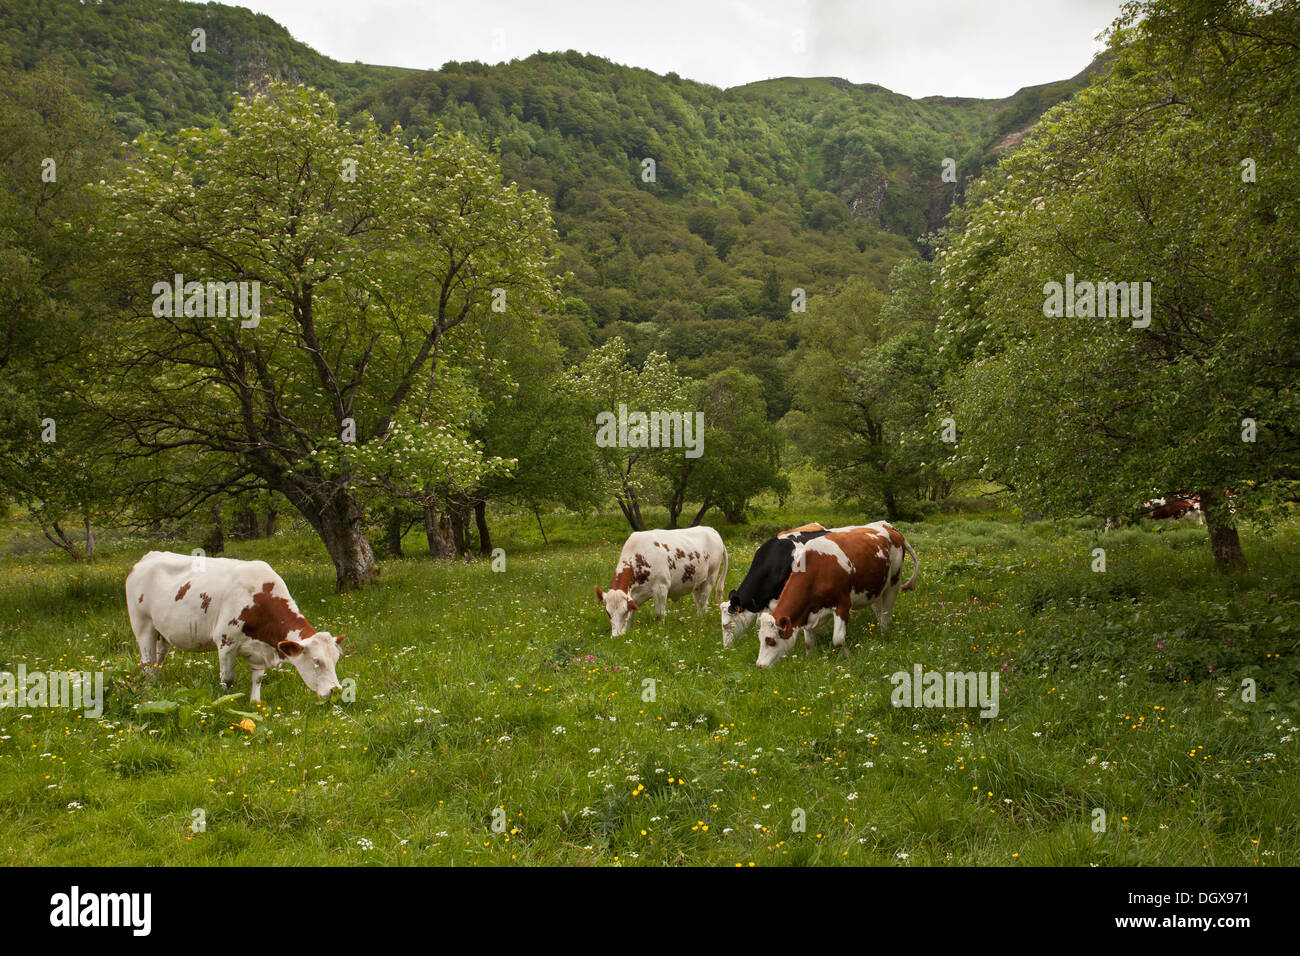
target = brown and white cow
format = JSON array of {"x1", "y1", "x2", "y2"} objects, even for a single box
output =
[
  {"x1": 755, "y1": 522, "x2": 918, "y2": 668},
  {"x1": 596, "y1": 527, "x2": 728, "y2": 637},
  {"x1": 1105, "y1": 490, "x2": 1207, "y2": 531},
  {"x1": 125, "y1": 551, "x2": 344, "y2": 702},
  {"x1": 1145, "y1": 493, "x2": 1203, "y2": 522}
]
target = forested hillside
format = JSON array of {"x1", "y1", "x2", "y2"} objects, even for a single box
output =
[
  {"x1": 0, "y1": 0, "x2": 1100, "y2": 414},
  {"x1": 4, "y1": 0, "x2": 1289, "y2": 584}
]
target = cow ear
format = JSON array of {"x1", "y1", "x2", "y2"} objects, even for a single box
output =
[
  {"x1": 278, "y1": 640, "x2": 304, "y2": 658},
  {"x1": 627, "y1": 599, "x2": 638, "y2": 612},
  {"x1": 728, "y1": 590, "x2": 738, "y2": 605},
  {"x1": 776, "y1": 616, "x2": 790, "y2": 633},
  {"x1": 595, "y1": 586, "x2": 604, "y2": 603},
  {"x1": 334, "y1": 633, "x2": 345, "y2": 647}
]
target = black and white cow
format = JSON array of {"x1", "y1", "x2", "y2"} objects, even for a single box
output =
[
  {"x1": 719, "y1": 523, "x2": 830, "y2": 647},
  {"x1": 756, "y1": 522, "x2": 919, "y2": 668}
]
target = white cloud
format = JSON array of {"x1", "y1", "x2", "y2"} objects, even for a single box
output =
[{"x1": 243, "y1": 0, "x2": 1123, "y2": 98}]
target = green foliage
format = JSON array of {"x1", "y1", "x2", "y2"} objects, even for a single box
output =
[
  {"x1": 0, "y1": 62, "x2": 124, "y2": 549},
  {"x1": 786, "y1": 262, "x2": 951, "y2": 518},
  {"x1": 0, "y1": 0, "x2": 410, "y2": 136},
  {"x1": 0, "y1": 1, "x2": 1101, "y2": 418},
  {"x1": 937, "y1": 0, "x2": 1300, "y2": 533},
  {"x1": 90, "y1": 83, "x2": 560, "y2": 583},
  {"x1": 561, "y1": 337, "x2": 695, "y2": 530},
  {"x1": 134, "y1": 689, "x2": 265, "y2": 737},
  {"x1": 652, "y1": 368, "x2": 788, "y2": 526}
]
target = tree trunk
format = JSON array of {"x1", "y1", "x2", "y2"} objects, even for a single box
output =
[
  {"x1": 231, "y1": 507, "x2": 260, "y2": 539},
  {"x1": 617, "y1": 494, "x2": 646, "y2": 532},
  {"x1": 533, "y1": 507, "x2": 549, "y2": 545},
  {"x1": 474, "y1": 500, "x2": 492, "y2": 556},
  {"x1": 386, "y1": 508, "x2": 405, "y2": 558},
  {"x1": 282, "y1": 483, "x2": 378, "y2": 590},
  {"x1": 83, "y1": 514, "x2": 95, "y2": 559},
  {"x1": 882, "y1": 488, "x2": 899, "y2": 522},
  {"x1": 424, "y1": 503, "x2": 456, "y2": 559},
  {"x1": 450, "y1": 506, "x2": 468, "y2": 554},
  {"x1": 317, "y1": 510, "x2": 378, "y2": 590},
  {"x1": 204, "y1": 504, "x2": 224, "y2": 555},
  {"x1": 264, "y1": 506, "x2": 277, "y2": 538},
  {"x1": 1200, "y1": 488, "x2": 1245, "y2": 572},
  {"x1": 691, "y1": 496, "x2": 715, "y2": 527},
  {"x1": 42, "y1": 521, "x2": 84, "y2": 560}
]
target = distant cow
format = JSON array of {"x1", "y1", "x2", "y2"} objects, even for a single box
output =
[
  {"x1": 1105, "y1": 491, "x2": 1206, "y2": 531},
  {"x1": 756, "y1": 522, "x2": 918, "y2": 668},
  {"x1": 720, "y1": 523, "x2": 829, "y2": 647},
  {"x1": 596, "y1": 527, "x2": 728, "y2": 637},
  {"x1": 125, "y1": 552, "x2": 344, "y2": 702},
  {"x1": 1146, "y1": 494, "x2": 1203, "y2": 522}
]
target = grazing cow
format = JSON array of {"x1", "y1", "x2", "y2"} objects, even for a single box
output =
[
  {"x1": 1105, "y1": 491, "x2": 1205, "y2": 531},
  {"x1": 720, "y1": 523, "x2": 829, "y2": 647},
  {"x1": 125, "y1": 552, "x2": 344, "y2": 702},
  {"x1": 596, "y1": 527, "x2": 728, "y2": 637},
  {"x1": 756, "y1": 522, "x2": 918, "y2": 668},
  {"x1": 1144, "y1": 492, "x2": 1205, "y2": 523}
]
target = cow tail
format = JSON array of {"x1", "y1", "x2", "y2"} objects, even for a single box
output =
[
  {"x1": 715, "y1": 546, "x2": 729, "y2": 603},
  {"x1": 901, "y1": 537, "x2": 920, "y2": 592}
]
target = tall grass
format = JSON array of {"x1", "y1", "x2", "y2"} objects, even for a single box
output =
[{"x1": 0, "y1": 508, "x2": 1295, "y2": 865}]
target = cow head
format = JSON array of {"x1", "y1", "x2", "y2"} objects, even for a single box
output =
[
  {"x1": 755, "y1": 612, "x2": 798, "y2": 668},
  {"x1": 277, "y1": 631, "x2": 344, "y2": 698},
  {"x1": 719, "y1": 593, "x2": 756, "y2": 648},
  {"x1": 596, "y1": 585, "x2": 638, "y2": 637}
]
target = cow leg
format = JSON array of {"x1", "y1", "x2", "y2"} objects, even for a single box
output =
[
  {"x1": 876, "y1": 606, "x2": 893, "y2": 635},
  {"x1": 153, "y1": 636, "x2": 171, "y2": 670},
  {"x1": 693, "y1": 585, "x2": 710, "y2": 616},
  {"x1": 653, "y1": 587, "x2": 668, "y2": 620},
  {"x1": 875, "y1": 587, "x2": 900, "y2": 636},
  {"x1": 250, "y1": 666, "x2": 265, "y2": 704},
  {"x1": 218, "y1": 643, "x2": 239, "y2": 689},
  {"x1": 803, "y1": 628, "x2": 816, "y2": 653},
  {"x1": 129, "y1": 613, "x2": 161, "y2": 679},
  {"x1": 831, "y1": 612, "x2": 849, "y2": 649}
]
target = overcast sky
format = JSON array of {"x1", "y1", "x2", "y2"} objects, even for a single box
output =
[{"x1": 240, "y1": 0, "x2": 1125, "y2": 99}]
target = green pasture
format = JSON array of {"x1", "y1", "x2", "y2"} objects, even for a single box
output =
[{"x1": 0, "y1": 506, "x2": 1296, "y2": 866}]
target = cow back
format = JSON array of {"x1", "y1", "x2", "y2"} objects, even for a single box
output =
[{"x1": 731, "y1": 529, "x2": 829, "y2": 612}]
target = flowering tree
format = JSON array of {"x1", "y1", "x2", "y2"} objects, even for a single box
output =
[
  {"x1": 562, "y1": 337, "x2": 695, "y2": 531},
  {"x1": 936, "y1": 0, "x2": 1299, "y2": 571},
  {"x1": 94, "y1": 84, "x2": 560, "y2": 587}
]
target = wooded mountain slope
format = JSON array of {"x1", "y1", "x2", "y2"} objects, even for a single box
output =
[{"x1": 1, "y1": 0, "x2": 1102, "y2": 410}]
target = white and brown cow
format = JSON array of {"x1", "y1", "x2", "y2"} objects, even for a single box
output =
[
  {"x1": 756, "y1": 522, "x2": 918, "y2": 668},
  {"x1": 125, "y1": 551, "x2": 344, "y2": 702},
  {"x1": 1105, "y1": 490, "x2": 1207, "y2": 531},
  {"x1": 596, "y1": 527, "x2": 728, "y2": 637}
]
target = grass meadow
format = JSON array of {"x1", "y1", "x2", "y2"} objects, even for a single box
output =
[{"x1": 1, "y1": 502, "x2": 1297, "y2": 866}]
